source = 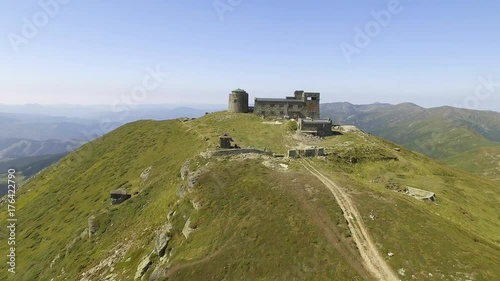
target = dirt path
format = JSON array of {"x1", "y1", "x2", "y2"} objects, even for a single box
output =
[{"x1": 301, "y1": 160, "x2": 399, "y2": 281}]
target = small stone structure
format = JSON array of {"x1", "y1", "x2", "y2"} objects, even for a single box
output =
[
  {"x1": 110, "y1": 188, "x2": 131, "y2": 205},
  {"x1": 288, "y1": 147, "x2": 326, "y2": 158},
  {"x1": 297, "y1": 118, "x2": 333, "y2": 137},
  {"x1": 219, "y1": 133, "x2": 240, "y2": 149},
  {"x1": 405, "y1": 186, "x2": 436, "y2": 201},
  {"x1": 219, "y1": 133, "x2": 234, "y2": 149}
]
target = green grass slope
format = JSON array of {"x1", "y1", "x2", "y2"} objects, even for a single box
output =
[
  {"x1": 0, "y1": 112, "x2": 498, "y2": 281},
  {"x1": 321, "y1": 103, "x2": 500, "y2": 180}
]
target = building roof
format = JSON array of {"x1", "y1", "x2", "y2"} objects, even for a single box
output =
[
  {"x1": 300, "y1": 119, "x2": 332, "y2": 125},
  {"x1": 110, "y1": 188, "x2": 128, "y2": 195},
  {"x1": 232, "y1": 88, "x2": 247, "y2": 93},
  {"x1": 255, "y1": 98, "x2": 304, "y2": 103}
]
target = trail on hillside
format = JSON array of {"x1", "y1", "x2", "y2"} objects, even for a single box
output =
[{"x1": 301, "y1": 160, "x2": 399, "y2": 281}]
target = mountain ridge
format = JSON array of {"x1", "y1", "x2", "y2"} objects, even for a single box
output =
[
  {"x1": 0, "y1": 112, "x2": 498, "y2": 280},
  {"x1": 322, "y1": 102, "x2": 500, "y2": 179}
]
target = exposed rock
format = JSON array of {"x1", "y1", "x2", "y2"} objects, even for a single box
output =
[
  {"x1": 88, "y1": 216, "x2": 98, "y2": 238},
  {"x1": 80, "y1": 243, "x2": 132, "y2": 281},
  {"x1": 80, "y1": 228, "x2": 88, "y2": 240},
  {"x1": 180, "y1": 161, "x2": 190, "y2": 180},
  {"x1": 149, "y1": 267, "x2": 167, "y2": 281},
  {"x1": 177, "y1": 167, "x2": 208, "y2": 198},
  {"x1": 155, "y1": 223, "x2": 172, "y2": 257},
  {"x1": 167, "y1": 210, "x2": 175, "y2": 221},
  {"x1": 50, "y1": 253, "x2": 60, "y2": 269},
  {"x1": 405, "y1": 186, "x2": 436, "y2": 201},
  {"x1": 140, "y1": 166, "x2": 152, "y2": 181},
  {"x1": 104, "y1": 273, "x2": 117, "y2": 281},
  {"x1": 191, "y1": 200, "x2": 201, "y2": 210},
  {"x1": 135, "y1": 255, "x2": 152, "y2": 280},
  {"x1": 388, "y1": 252, "x2": 394, "y2": 257},
  {"x1": 398, "y1": 268, "x2": 406, "y2": 276},
  {"x1": 182, "y1": 218, "x2": 195, "y2": 239},
  {"x1": 66, "y1": 237, "x2": 78, "y2": 257}
]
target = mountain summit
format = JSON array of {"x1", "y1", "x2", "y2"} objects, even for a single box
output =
[{"x1": 1, "y1": 112, "x2": 499, "y2": 280}]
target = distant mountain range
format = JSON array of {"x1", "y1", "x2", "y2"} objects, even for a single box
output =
[{"x1": 321, "y1": 102, "x2": 500, "y2": 180}]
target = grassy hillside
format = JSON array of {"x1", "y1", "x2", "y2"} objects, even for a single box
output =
[
  {"x1": 0, "y1": 112, "x2": 498, "y2": 280},
  {"x1": 321, "y1": 103, "x2": 500, "y2": 180}
]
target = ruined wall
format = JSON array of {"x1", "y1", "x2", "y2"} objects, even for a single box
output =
[
  {"x1": 207, "y1": 148, "x2": 273, "y2": 157},
  {"x1": 303, "y1": 92, "x2": 320, "y2": 119},
  {"x1": 254, "y1": 101, "x2": 305, "y2": 118}
]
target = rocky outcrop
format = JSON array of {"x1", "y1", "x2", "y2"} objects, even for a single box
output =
[
  {"x1": 180, "y1": 161, "x2": 190, "y2": 180},
  {"x1": 140, "y1": 166, "x2": 152, "y2": 181},
  {"x1": 88, "y1": 215, "x2": 98, "y2": 238},
  {"x1": 134, "y1": 254, "x2": 153, "y2": 280},
  {"x1": 177, "y1": 166, "x2": 208, "y2": 198},
  {"x1": 182, "y1": 218, "x2": 195, "y2": 239},
  {"x1": 155, "y1": 223, "x2": 172, "y2": 257}
]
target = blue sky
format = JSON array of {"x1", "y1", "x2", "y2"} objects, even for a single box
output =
[{"x1": 1, "y1": 0, "x2": 499, "y2": 111}]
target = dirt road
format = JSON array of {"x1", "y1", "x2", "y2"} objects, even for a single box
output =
[{"x1": 301, "y1": 160, "x2": 399, "y2": 281}]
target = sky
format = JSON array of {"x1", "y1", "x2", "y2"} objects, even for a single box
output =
[{"x1": 1, "y1": 0, "x2": 499, "y2": 111}]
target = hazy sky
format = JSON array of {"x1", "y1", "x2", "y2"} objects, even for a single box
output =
[{"x1": 1, "y1": 0, "x2": 499, "y2": 111}]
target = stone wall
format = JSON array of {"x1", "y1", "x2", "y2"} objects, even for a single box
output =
[
  {"x1": 206, "y1": 148, "x2": 273, "y2": 157},
  {"x1": 254, "y1": 101, "x2": 305, "y2": 119},
  {"x1": 287, "y1": 147, "x2": 326, "y2": 158}
]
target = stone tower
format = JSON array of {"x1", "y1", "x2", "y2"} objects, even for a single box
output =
[{"x1": 228, "y1": 88, "x2": 249, "y2": 113}]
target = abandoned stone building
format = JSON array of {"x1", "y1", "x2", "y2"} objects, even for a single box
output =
[
  {"x1": 228, "y1": 88, "x2": 320, "y2": 119},
  {"x1": 297, "y1": 118, "x2": 333, "y2": 137},
  {"x1": 110, "y1": 189, "x2": 131, "y2": 205}
]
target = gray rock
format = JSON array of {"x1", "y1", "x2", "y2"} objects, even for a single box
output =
[
  {"x1": 149, "y1": 267, "x2": 167, "y2": 281},
  {"x1": 88, "y1": 216, "x2": 98, "y2": 239},
  {"x1": 135, "y1": 255, "x2": 152, "y2": 280},
  {"x1": 182, "y1": 218, "x2": 194, "y2": 239},
  {"x1": 155, "y1": 223, "x2": 172, "y2": 257}
]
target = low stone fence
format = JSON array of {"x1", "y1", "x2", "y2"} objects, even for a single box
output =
[
  {"x1": 288, "y1": 147, "x2": 326, "y2": 158},
  {"x1": 205, "y1": 148, "x2": 273, "y2": 157}
]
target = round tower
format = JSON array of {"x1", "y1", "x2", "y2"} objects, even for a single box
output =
[{"x1": 228, "y1": 88, "x2": 249, "y2": 113}]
